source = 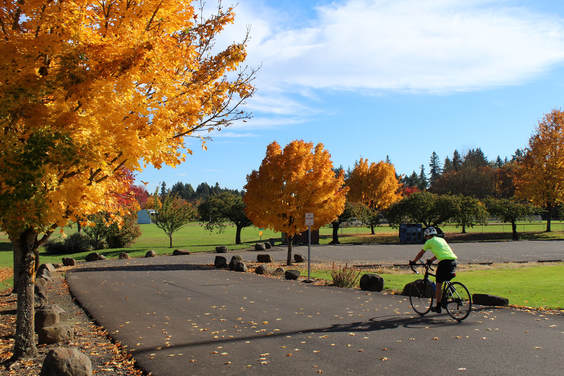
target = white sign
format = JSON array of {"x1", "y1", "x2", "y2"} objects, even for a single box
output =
[{"x1": 305, "y1": 212, "x2": 314, "y2": 226}]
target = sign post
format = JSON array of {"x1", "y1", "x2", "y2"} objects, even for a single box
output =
[{"x1": 305, "y1": 213, "x2": 314, "y2": 282}]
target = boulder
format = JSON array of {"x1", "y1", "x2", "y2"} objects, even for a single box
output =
[
  {"x1": 359, "y1": 274, "x2": 384, "y2": 292},
  {"x1": 39, "y1": 263, "x2": 57, "y2": 273},
  {"x1": 255, "y1": 265, "x2": 269, "y2": 275},
  {"x1": 214, "y1": 256, "x2": 228, "y2": 268},
  {"x1": 40, "y1": 347, "x2": 92, "y2": 376},
  {"x1": 229, "y1": 256, "x2": 243, "y2": 270},
  {"x1": 273, "y1": 267, "x2": 285, "y2": 276},
  {"x1": 472, "y1": 294, "x2": 508, "y2": 306},
  {"x1": 216, "y1": 246, "x2": 228, "y2": 253},
  {"x1": 232, "y1": 261, "x2": 247, "y2": 272},
  {"x1": 145, "y1": 250, "x2": 156, "y2": 258},
  {"x1": 38, "y1": 324, "x2": 74, "y2": 344},
  {"x1": 35, "y1": 278, "x2": 48, "y2": 306},
  {"x1": 285, "y1": 270, "x2": 300, "y2": 280},
  {"x1": 402, "y1": 279, "x2": 435, "y2": 297},
  {"x1": 35, "y1": 305, "x2": 63, "y2": 332},
  {"x1": 37, "y1": 264, "x2": 53, "y2": 280},
  {"x1": 254, "y1": 243, "x2": 266, "y2": 251},
  {"x1": 62, "y1": 258, "x2": 76, "y2": 267},
  {"x1": 257, "y1": 254, "x2": 272, "y2": 263},
  {"x1": 173, "y1": 249, "x2": 190, "y2": 256},
  {"x1": 294, "y1": 254, "x2": 305, "y2": 263},
  {"x1": 85, "y1": 253, "x2": 105, "y2": 262},
  {"x1": 264, "y1": 242, "x2": 272, "y2": 249},
  {"x1": 118, "y1": 252, "x2": 130, "y2": 260}
]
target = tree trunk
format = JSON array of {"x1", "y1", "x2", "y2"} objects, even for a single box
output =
[
  {"x1": 370, "y1": 224, "x2": 375, "y2": 235},
  {"x1": 546, "y1": 205, "x2": 553, "y2": 232},
  {"x1": 286, "y1": 235, "x2": 293, "y2": 266},
  {"x1": 462, "y1": 224, "x2": 466, "y2": 234},
  {"x1": 169, "y1": 234, "x2": 173, "y2": 248},
  {"x1": 511, "y1": 221, "x2": 519, "y2": 241},
  {"x1": 11, "y1": 229, "x2": 39, "y2": 359},
  {"x1": 13, "y1": 246, "x2": 20, "y2": 291},
  {"x1": 235, "y1": 225, "x2": 242, "y2": 244},
  {"x1": 330, "y1": 222, "x2": 340, "y2": 244}
]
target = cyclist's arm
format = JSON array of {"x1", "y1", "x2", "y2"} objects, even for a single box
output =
[{"x1": 411, "y1": 249, "x2": 426, "y2": 263}]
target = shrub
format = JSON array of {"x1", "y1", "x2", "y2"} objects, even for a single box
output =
[
  {"x1": 82, "y1": 214, "x2": 108, "y2": 250},
  {"x1": 44, "y1": 240, "x2": 69, "y2": 255},
  {"x1": 65, "y1": 232, "x2": 92, "y2": 252},
  {"x1": 44, "y1": 233, "x2": 92, "y2": 254},
  {"x1": 331, "y1": 263, "x2": 361, "y2": 288},
  {"x1": 105, "y1": 214, "x2": 141, "y2": 248},
  {"x1": 83, "y1": 212, "x2": 141, "y2": 249}
]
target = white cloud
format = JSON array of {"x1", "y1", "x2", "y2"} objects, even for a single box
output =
[
  {"x1": 244, "y1": 92, "x2": 316, "y2": 115},
  {"x1": 227, "y1": 116, "x2": 307, "y2": 130},
  {"x1": 223, "y1": 0, "x2": 564, "y2": 93}
]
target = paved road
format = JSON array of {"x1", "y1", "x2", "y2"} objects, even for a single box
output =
[
  {"x1": 68, "y1": 252, "x2": 563, "y2": 376},
  {"x1": 182, "y1": 240, "x2": 564, "y2": 265}
]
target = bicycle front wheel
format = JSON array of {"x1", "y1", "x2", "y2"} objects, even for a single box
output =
[
  {"x1": 444, "y1": 282, "x2": 472, "y2": 321},
  {"x1": 409, "y1": 280, "x2": 434, "y2": 316}
]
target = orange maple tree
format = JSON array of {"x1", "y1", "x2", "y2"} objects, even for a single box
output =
[
  {"x1": 347, "y1": 158, "x2": 402, "y2": 210},
  {"x1": 0, "y1": 1, "x2": 254, "y2": 359},
  {"x1": 514, "y1": 109, "x2": 564, "y2": 231},
  {"x1": 244, "y1": 141, "x2": 348, "y2": 265}
]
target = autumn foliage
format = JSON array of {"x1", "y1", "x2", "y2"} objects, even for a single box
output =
[
  {"x1": 244, "y1": 141, "x2": 348, "y2": 264},
  {"x1": 0, "y1": 1, "x2": 253, "y2": 359},
  {"x1": 514, "y1": 109, "x2": 564, "y2": 231},
  {"x1": 347, "y1": 158, "x2": 402, "y2": 210}
]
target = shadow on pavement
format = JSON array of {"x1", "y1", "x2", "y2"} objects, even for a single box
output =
[
  {"x1": 69, "y1": 264, "x2": 214, "y2": 274},
  {"x1": 130, "y1": 314, "x2": 464, "y2": 357}
]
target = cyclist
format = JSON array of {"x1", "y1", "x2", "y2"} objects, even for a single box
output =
[{"x1": 409, "y1": 227, "x2": 457, "y2": 313}]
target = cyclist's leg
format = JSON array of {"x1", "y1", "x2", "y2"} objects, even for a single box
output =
[{"x1": 435, "y1": 281, "x2": 443, "y2": 307}]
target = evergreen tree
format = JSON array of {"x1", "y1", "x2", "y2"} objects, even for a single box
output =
[
  {"x1": 429, "y1": 151, "x2": 441, "y2": 187},
  {"x1": 418, "y1": 165, "x2": 428, "y2": 191},
  {"x1": 196, "y1": 182, "x2": 211, "y2": 199},
  {"x1": 452, "y1": 150, "x2": 462, "y2": 171},
  {"x1": 160, "y1": 182, "x2": 168, "y2": 198},
  {"x1": 463, "y1": 148, "x2": 488, "y2": 169},
  {"x1": 443, "y1": 157, "x2": 453, "y2": 173}
]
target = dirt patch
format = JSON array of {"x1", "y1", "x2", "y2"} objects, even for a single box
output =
[{"x1": 0, "y1": 270, "x2": 144, "y2": 376}]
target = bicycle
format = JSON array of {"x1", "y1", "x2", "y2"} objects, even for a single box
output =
[{"x1": 408, "y1": 261, "x2": 472, "y2": 321}]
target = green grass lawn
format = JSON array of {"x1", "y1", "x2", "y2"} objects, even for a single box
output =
[{"x1": 299, "y1": 264, "x2": 564, "y2": 310}]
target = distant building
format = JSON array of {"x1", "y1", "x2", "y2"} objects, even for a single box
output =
[{"x1": 137, "y1": 209, "x2": 155, "y2": 224}]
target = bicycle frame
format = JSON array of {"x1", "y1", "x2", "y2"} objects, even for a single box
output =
[{"x1": 409, "y1": 261, "x2": 472, "y2": 321}]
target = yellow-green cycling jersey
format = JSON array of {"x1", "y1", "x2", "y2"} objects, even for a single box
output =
[{"x1": 422, "y1": 236, "x2": 457, "y2": 261}]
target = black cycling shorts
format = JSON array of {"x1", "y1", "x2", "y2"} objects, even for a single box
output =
[{"x1": 436, "y1": 259, "x2": 457, "y2": 283}]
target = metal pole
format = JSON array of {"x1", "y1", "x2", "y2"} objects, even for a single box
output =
[{"x1": 307, "y1": 226, "x2": 311, "y2": 281}]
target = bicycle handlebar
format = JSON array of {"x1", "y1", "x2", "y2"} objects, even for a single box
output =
[{"x1": 409, "y1": 261, "x2": 434, "y2": 274}]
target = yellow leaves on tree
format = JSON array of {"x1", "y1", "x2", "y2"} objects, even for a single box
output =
[
  {"x1": 514, "y1": 109, "x2": 564, "y2": 232},
  {"x1": 0, "y1": 1, "x2": 254, "y2": 238},
  {"x1": 244, "y1": 140, "x2": 348, "y2": 265},
  {"x1": 347, "y1": 158, "x2": 402, "y2": 210},
  {"x1": 0, "y1": 1, "x2": 254, "y2": 359}
]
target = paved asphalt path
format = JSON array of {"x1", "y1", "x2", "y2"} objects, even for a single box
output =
[
  {"x1": 68, "y1": 244, "x2": 563, "y2": 376},
  {"x1": 176, "y1": 240, "x2": 564, "y2": 265}
]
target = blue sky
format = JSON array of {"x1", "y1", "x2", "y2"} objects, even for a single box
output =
[{"x1": 137, "y1": 0, "x2": 564, "y2": 192}]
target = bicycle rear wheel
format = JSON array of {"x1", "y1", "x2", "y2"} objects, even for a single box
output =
[
  {"x1": 444, "y1": 282, "x2": 472, "y2": 321},
  {"x1": 409, "y1": 280, "x2": 434, "y2": 315}
]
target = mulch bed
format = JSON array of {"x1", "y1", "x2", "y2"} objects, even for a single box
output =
[{"x1": 0, "y1": 270, "x2": 144, "y2": 376}]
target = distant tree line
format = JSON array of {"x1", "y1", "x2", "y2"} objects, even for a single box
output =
[{"x1": 159, "y1": 181, "x2": 242, "y2": 202}]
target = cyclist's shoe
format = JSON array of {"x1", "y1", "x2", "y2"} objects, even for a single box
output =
[{"x1": 431, "y1": 305, "x2": 442, "y2": 313}]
